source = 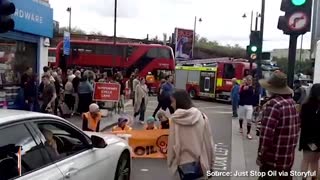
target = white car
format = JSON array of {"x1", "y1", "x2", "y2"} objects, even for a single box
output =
[{"x1": 0, "y1": 110, "x2": 131, "y2": 180}]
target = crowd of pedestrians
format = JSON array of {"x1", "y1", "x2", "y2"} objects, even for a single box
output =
[
  {"x1": 20, "y1": 66, "x2": 126, "y2": 117},
  {"x1": 231, "y1": 70, "x2": 320, "y2": 180}
]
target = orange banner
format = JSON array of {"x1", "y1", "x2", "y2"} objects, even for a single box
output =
[{"x1": 112, "y1": 129, "x2": 169, "y2": 159}]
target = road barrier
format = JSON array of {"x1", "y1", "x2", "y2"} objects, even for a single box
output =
[{"x1": 111, "y1": 129, "x2": 169, "y2": 159}]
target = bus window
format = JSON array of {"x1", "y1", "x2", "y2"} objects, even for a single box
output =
[
  {"x1": 152, "y1": 69, "x2": 172, "y2": 80},
  {"x1": 94, "y1": 44, "x2": 125, "y2": 56},
  {"x1": 223, "y1": 64, "x2": 235, "y2": 79},
  {"x1": 146, "y1": 47, "x2": 172, "y2": 59}
]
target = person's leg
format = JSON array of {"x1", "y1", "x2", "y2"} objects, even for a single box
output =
[
  {"x1": 153, "y1": 103, "x2": 162, "y2": 118},
  {"x1": 232, "y1": 100, "x2": 238, "y2": 117},
  {"x1": 246, "y1": 105, "x2": 254, "y2": 139},
  {"x1": 309, "y1": 152, "x2": 320, "y2": 180},
  {"x1": 54, "y1": 98, "x2": 59, "y2": 115},
  {"x1": 74, "y1": 93, "x2": 79, "y2": 114},
  {"x1": 238, "y1": 106, "x2": 244, "y2": 133}
]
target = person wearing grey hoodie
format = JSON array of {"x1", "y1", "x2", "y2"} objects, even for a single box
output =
[{"x1": 167, "y1": 89, "x2": 215, "y2": 180}]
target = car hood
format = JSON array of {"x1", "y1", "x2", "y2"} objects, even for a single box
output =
[{"x1": 84, "y1": 131, "x2": 127, "y2": 146}]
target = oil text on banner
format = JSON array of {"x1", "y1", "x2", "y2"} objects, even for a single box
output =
[{"x1": 112, "y1": 129, "x2": 169, "y2": 159}]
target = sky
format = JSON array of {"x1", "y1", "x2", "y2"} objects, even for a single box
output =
[{"x1": 50, "y1": 0, "x2": 312, "y2": 51}]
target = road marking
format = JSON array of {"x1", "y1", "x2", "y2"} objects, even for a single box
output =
[
  {"x1": 140, "y1": 168, "x2": 149, "y2": 172},
  {"x1": 213, "y1": 142, "x2": 229, "y2": 171}
]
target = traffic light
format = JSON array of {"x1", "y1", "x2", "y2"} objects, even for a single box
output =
[
  {"x1": 277, "y1": 0, "x2": 313, "y2": 35},
  {"x1": 0, "y1": 0, "x2": 15, "y2": 33},
  {"x1": 247, "y1": 31, "x2": 261, "y2": 61}
]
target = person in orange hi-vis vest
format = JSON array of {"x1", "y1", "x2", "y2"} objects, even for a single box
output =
[
  {"x1": 146, "y1": 72, "x2": 155, "y2": 84},
  {"x1": 112, "y1": 116, "x2": 133, "y2": 132},
  {"x1": 82, "y1": 103, "x2": 102, "y2": 132},
  {"x1": 145, "y1": 116, "x2": 158, "y2": 130}
]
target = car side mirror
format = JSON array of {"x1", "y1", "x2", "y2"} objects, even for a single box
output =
[{"x1": 91, "y1": 135, "x2": 107, "y2": 148}]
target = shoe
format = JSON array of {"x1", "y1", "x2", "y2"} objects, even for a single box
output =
[
  {"x1": 247, "y1": 134, "x2": 252, "y2": 140},
  {"x1": 239, "y1": 128, "x2": 243, "y2": 133},
  {"x1": 139, "y1": 121, "x2": 145, "y2": 125}
]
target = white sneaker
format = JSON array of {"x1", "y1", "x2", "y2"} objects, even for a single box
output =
[
  {"x1": 139, "y1": 121, "x2": 145, "y2": 125},
  {"x1": 247, "y1": 134, "x2": 252, "y2": 140}
]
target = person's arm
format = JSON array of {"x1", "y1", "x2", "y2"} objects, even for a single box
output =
[
  {"x1": 47, "y1": 85, "x2": 57, "y2": 108},
  {"x1": 298, "y1": 87, "x2": 306, "y2": 104},
  {"x1": 95, "y1": 121, "x2": 100, "y2": 132},
  {"x1": 258, "y1": 101, "x2": 280, "y2": 163},
  {"x1": 82, "y1": 116, "x2": 91, "y2": 131}
]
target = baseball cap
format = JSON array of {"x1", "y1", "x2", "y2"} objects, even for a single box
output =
[{"x1": 146, "y1": 116, "x2": 155, "y2": 124}]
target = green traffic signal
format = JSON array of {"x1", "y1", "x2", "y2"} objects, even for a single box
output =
[
  {"x1": 250, "y1": 46, "x2": 257, "y2": 52},
  {"x1": 291, "y1": 0, "x2": 306, "y2": 6}
]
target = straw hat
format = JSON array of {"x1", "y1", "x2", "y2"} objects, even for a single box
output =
[{"x1": 259, "y1": 70, "x2": 293, "y2": 95}]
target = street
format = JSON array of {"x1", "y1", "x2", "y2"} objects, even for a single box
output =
[{"x1": 103, "y1": 97, "x2": 232, "y2": 180}]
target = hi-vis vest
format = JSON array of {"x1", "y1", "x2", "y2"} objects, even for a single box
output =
[
  {"x1": 82, "y1": 112, "x2": 102, "y2": 131},
  {"x1": 112, "y1": 125, "x2": 132, "y2": 132},
  {"x1": 146, "y1": 75, "x2": 155, "y2": 84}
]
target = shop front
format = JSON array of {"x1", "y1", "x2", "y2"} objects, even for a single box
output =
[{"x1": 0, "y1": 0, "x2": 53, "y2": 109}]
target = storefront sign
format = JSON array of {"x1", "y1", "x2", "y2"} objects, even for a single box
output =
[
  {"x1": 93, "y1": 82, "x2": 120, "y2": 102},
  {"x1": 11, "y1": 0, "x2": 53, "y2": 38},
  {"x1": 112, "y1": 129, "x2": 169, "y2": 159}
]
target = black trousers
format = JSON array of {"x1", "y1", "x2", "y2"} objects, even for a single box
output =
[{"x1": 161, "y1": 98, "x2": 174, "y2": 114}]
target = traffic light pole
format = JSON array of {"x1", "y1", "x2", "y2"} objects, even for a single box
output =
[
  {"x1": 258, "y1": 0, "x2": 265, "y2": 80},
  {"x1": 112, "y1": 0, "x2": 118, "y2": 76},
  {"x1": 287, "y1": 34, "x2": 298, "y2": 88}
]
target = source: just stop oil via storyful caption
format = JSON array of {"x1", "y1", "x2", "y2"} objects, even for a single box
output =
[{"x1": 207, "y1": 170, "x2": 316, "y2": 178}]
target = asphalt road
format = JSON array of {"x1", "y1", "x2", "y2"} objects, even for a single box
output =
[{"x1": 103, "y1": 97, "x2": 232, "y2": 180}]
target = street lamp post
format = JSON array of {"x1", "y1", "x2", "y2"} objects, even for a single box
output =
[
  {"x1": 112, "y1": 0, "x2": 118, "y2": 75},
  {"x1": 192, "y1": 16, "x2": 202, "y2": 59},
  {"x1": 66, "y1": 7, "x2": 71, "y2": 33}
]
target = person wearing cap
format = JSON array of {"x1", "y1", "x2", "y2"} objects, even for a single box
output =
[
  {"x1": 157, "y1": 110, "x2": 170, "y2": 129},
  {"x1": 145, "y1": 116, "x2": 158, "y2": 130},
  {"x1": 82, "y1": 103, "x2": 102, "y2": 132},
  {"x1": 112, "y1": 117, "x2": 132, "y2": 132},
  {"x1": 256, "y1": 71, "x2": 300, "y2": 179}
]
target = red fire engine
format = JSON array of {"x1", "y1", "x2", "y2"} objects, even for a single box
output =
[{"x1": 175, "y1": 58, "x2": 256, "y2": 101}]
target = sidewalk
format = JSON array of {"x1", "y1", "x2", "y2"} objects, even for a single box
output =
[
  {"x1": 67, "y1": 100, "x2": 133, "y2": 131},
  {"x1": 231, "y1": 118, "x2": 303, "y2": 180}
]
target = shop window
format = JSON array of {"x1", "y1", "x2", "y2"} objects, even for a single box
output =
[{"x1": 0, "y1": 38, "x2": 37, "y2": 108}]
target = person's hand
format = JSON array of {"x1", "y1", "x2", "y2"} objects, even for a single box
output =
[{"x1": 46, "y1": 104, "x2": 51, "y2": 110}]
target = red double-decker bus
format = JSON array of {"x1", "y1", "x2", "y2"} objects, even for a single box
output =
[{"x1": 53, "y1": 40, "x2": 175, "y2": 92}]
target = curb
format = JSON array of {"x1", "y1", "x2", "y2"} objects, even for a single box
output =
[{"x1": 230, "y1": 118, "x2": 246, "y2": 180}]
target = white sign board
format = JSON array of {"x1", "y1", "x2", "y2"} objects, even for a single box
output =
[{"x1": 288, "y1": 12, "x2": 308, "y2": 31}]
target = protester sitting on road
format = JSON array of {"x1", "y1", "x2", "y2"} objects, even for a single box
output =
[
  {"x1": 145, "y1": 116, "x2": 158, "y2": 130},
  {"x1": 157, "y1": 110, "x2": 170, "y2": 129},
  {"x1": 112, "y1": 116, "x2": 132, "y2": 132},
  {"x1": 82, "y1": 103, "x2": 102, "y2": 132}
]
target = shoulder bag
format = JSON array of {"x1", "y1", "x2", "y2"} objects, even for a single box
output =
[{"x1": 176, "y1": 113, "x2": 206, "y2": 180}]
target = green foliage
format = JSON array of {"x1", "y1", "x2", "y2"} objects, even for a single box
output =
[
  {"x1": 273, "y1": 57, "x2": 314, "y2": 76},
  {"x1": 59, "y1": 26, "x2": 86, "y2": 34},
  {"x1": 195, "y1": 36, "x2": 246, "y2": 58}
]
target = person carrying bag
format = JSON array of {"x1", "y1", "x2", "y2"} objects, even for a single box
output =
[{"x1": 167, "y1": 89, "x2": 215, "y2": 180}]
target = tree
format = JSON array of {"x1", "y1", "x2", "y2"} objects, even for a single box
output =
[
  {"x1": 194, "y1": 36, "x2": 246, "y2": 58},
  {"x1": 58, "y1": 26, "x2": 86, "y2": 34},
  {"x1": 90, "y1": 31, "x2": 103, "y2": 35},
  {"x1": 273, "y1": 57, "x2": 314, "y2": 76}
]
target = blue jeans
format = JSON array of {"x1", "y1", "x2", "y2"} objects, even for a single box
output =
[{"x1": 232, "y1": 99, "x2": 239, "y2": 117}]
